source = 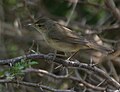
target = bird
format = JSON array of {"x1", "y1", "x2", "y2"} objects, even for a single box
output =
[{"x1": 32, "y1": 17, "x2": 113, "y2": 56}]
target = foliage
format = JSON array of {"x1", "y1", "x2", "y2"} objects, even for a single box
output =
[{"x1": 0, "y1": 59, "x2": 38, "y2": 80}]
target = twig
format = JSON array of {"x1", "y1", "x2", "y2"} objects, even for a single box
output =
[
  {"x1": 65, "y1": 0, "x2": 78, "y2": 26},
  {"x1": 0, "y1": 53, "x2": 120, "y2": 89},
  {"x1": 23, "y1": 68, "x2": 105, "y2": 91},
  {"x1": 0, "y1": 79, "x2": 75, "y2": 92},
  {"x1": 104, "y1": 0, "x2": 120, "y2": 21}
]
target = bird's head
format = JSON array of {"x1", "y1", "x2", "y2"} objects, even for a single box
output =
[{"x1": 34, "y1": 17, "x2": 48, "y2": 29}]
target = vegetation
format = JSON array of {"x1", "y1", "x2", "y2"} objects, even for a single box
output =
[{"x1": 0, "y1": 0, "x2": 120, "y2": 92}]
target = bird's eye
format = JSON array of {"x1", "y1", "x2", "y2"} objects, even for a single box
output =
[
  {"x1": 35, "y1": 23, "x2": 44, "y2": 27},
  {"x1": 38, "y1": 24, "x2": 42, "y2": 27}
]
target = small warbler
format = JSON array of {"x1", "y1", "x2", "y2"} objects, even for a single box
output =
[{"x1": 32, "y1": 17, "x2": 113, "y2": 54}]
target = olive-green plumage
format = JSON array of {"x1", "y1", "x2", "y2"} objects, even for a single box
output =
[{"x1": 33, "y1": 17, "x2": 113, "y2": 53}]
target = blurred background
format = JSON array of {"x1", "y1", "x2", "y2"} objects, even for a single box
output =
[
  {"x1": 0, "y1": 0, "x2": 120, "y2": 92},
  {"x1": 1, "y1": 0, "x2": 117, "y2": 60}
]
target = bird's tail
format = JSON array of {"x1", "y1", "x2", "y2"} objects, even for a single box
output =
[{"x1": 86, "y1": 42, "x2": 114, "y2": 54}]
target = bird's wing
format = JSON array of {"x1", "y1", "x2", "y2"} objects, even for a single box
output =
[
  {"x1": 47, "y1": 21, "x2": 113, "y2": 53},
  {"x1": 47, "y1": 22, "x2": 89, "y2": 45}
]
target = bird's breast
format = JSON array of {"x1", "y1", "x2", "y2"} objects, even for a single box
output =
[{"x1": 45, "y1": 38, "x2": 82, "y2": 52}]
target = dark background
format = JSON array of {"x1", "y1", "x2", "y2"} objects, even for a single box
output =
[{"x1": 0, "y1": 0, "x2": 120, "y2": 92}]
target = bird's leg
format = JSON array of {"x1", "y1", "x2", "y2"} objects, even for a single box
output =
[
  {"x1": 89, "y1": 57, "x2": 94, "y2": 66},
  {"x1": 88, "y1": 57, "x2": 99, "y2": 67},
  {"x1": 66, "y1": 50, "x2": 80, "y2": 61}
]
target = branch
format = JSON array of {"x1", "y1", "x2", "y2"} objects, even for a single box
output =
[
  {"x1": 23, "y1": 68, "x2": 105, "y2": 91},
  {"x1": 104, "y1": 0, "x2": 120, "y2": 21},
  {"x1": 0, "y1": 53, "x2": 120, "y2": 89},
  {"x1": 0, "y1": 79, "x2": 75, "y2": 92}
]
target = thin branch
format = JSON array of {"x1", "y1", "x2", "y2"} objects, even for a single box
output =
[
  {"x1": 0, "y1": 53, "x2": 120, "y2": 89},
  {"x1": 65, "y1": 0, "x2": 78, "y2": 26},
  {"x1": 66, "y1": 0, "x2": 107, "y2": 10},
  {"x1": 0, "y1": 79, "x2": 75, "y2": 92},
  {"x1": 23, "y1": 68, "x2": 105, "y2": 91},
  {"x1": 104, "y1": 0, "x2": 120, "y2": 21}
]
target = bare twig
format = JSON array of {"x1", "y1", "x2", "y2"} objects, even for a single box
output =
[
  {"x1": 23, "y1": 68, "x2": 105, "y2": 91},
  {"x1": 0, "y1": 53, "x2": 120, "y2": 89},
  {"x1": 0, "y1": 79, "x2": 75, "y2": 92},
  {"x1": 104, "y1": 0, "x2": 120, "y2": 21},
  {"x1": 65, "y1": 0, "x2": 78, "y2": 26}
]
